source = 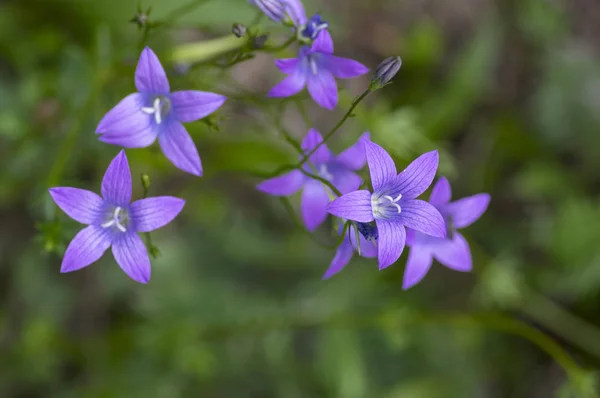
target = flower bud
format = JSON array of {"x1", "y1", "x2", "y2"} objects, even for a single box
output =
[
  {"x1": 141, "y1": 173, "x2": 151, "y2": 191},
  {"x1": 369, "y1": 56, "x2": 402, "y2": 91},
  {"x1": 232, "y1": 23, "x2": 247, "y2": 38},
  {"x1": 130, "y1": 5, "x2": 152, "y2": 30}
]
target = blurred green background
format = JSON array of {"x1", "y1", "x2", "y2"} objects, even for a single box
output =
[{"x1": 2, "y1": 0, "x2": 600, "y2": 396}]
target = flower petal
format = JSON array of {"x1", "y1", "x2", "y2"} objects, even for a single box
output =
[
  {"x1": 256, "y1": 170, "x2": 305, "y2": 196},
  {"x1": 375, "y1": 219, "x2": 406, "y2": 270},
  {"x1": 429, "y1": 176, "x2": 452, "y2": 207},
  {"x1": 333, "y1": 170, "x2": 362, "y2": 195},
  {"x1": 323, "y1": 241, "x2": 353, "y2": 279},
  {"x1": 301, "y1": 128, "x2": 331, "y2": 164},
  {"x1": 325, "y1": 55, "x2": 369, "y2": 79},
  {"x1": 326, "y1": 190, "x2": 374, "y2": 223},
  {"x1": 432, "y1": 231, "x2": 472, "y2": 272},
  {"x1": 274, "y1": 58, "x2": 299, "y2": 74},
  {"x1": 135, "y1": 47, "x2": 170, "y2": 94},
  {"x1": 307, "y1": 70, "x2": 338, "y2": 110},
  {"x1": 446, "y1": 193, "x2": 490, "y2": 229},
  {"x1": 336, "y1": 132, "x2": 370, "y2": 170},
  {"x1": 282, "y1": 0, "x2": 307, "y2": 25},
  {"x1": 101, "y1": 150, "x2": 132, "y2": 205},
  {"x1": 130, "y1": 197, "x2": 186, "y2": 233},
  {"x1": 393, "y1": 150, "x2": 439, "y2": 200},
  {"x1": 61, "y1": 225, "x2": 112, "y2": 273},
  {"x1": 170, "y1": 91, "x2": 226, "y2": 123},
  {"x1": 158, "y1": 121, "x2": 202, "y2": 176},
  {"x1": 49, "y1": 187, "x2": 103, "y2": 225},
  {"x1": 311, "y1": 29, "x2": 333, "y2": 54},
  {"x1": 112, "y1": 232, "x2": 151, "y2": 284},
  {"x1": 398, "y1": 199, "x2": 446, "y2": 238},
  {"x1": 301, "y1": 180, "x2": 330, "y2": 231},
  {"x1": 267, "y1": 69, "x2": 307, "y2": 98},
  {"x1": 402, "y1": 245, "x2": 433, "y2": 290},
  {"x1": 365, "y1": 140, "x2": 396, "y2": 191}
]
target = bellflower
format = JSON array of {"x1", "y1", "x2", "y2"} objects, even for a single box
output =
[
  {"x1": 48, "y1": 150, "x2": 185, "y2": 283},
  {"x1": 268, "y1": 29, "x2": 369, "y2": 110},
  {"x1": 257, "y1": 129, "x2": 369, "y2": 231},
  {"x1": 326, "y1": 140, "x2": 446, "y2": 270},
  {"x1": 403, "y1": 177, "x2": 490, "y2": 290},
  {"x1": 323, "y1": 222, "x2": 377, "y2": 279},
  {"x1": 96, "y1": 47, "x2": 226, "y2": 176}
]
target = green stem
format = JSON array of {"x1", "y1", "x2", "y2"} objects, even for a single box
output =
[
  {"x1": 299, "y1": 169, "x2": 342, "y2": 197},
  {"x1": 260, "y1": 36, "x2": 296, "y2": 53},
  {"x1": 146, "y1": 0, "x2": 213, "y2": 41},
  {"x1": 171, "y1": 35, "x2": 245, "y2": 64},
  {"x1": 278, "y1": 197, "x2": 339, "y2": 249}
]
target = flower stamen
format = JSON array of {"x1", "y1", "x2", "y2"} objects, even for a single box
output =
[
  {"x1": 383, "y1": 193, "x2": 402, "y2": 213},
  {"x1": 101, "y1": 206, "x2": 127, "y2": 233},
  {"x1": 142, "y1": 96, "x2": 171, "y2": 125}
]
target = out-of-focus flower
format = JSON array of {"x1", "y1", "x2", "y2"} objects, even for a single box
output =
[{"x1": 323, "y1": 222, "x2": 377, "y2": 279}]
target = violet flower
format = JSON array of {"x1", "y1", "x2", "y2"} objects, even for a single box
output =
[
  {"x1": 403, "y1": 177, "x2": 490, "y2": 290},
  {"x1": 268, "y1": 30, "x2": 368, "y2": 110},
  {"x1": 96, "y1": 47, "x2": 226, "y2": 176},
  {"x1": 323, "y1": 222, "x2": 377, "y2": 279},
  {"x1": 326, "y1": 140, "x2": 446, "y2": 270},
  {"x1": 48, "y1": 150, "x2": 185, "y2": 283},
  {"x1": 257, "y1": 129, "x2": 369, "y2": 231}
]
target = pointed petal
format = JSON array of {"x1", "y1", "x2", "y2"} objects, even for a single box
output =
[
  {"x1": 376, "y1": 220, "x2": 406, "y2": 270},
  {"x1": 393, "y1": 150, "x2": 439, "y2": 200},
  {"x1": 311, "y1": 29, "x2": 333, "y2": 54},
  {"x1": 130, "y1": 197, "x2": 185, "y2": 233},
  {"x1": 135, "y1": 47, "x2": 170, "y2": 94},
  {"x1": 446, "y1": 193, "x2": 490, "y2": 229},
  {"x1": 402, "y1": 246, "x2": 433, "y2": 290},
  {"x1": 325, "y1": 55, "x2": 369, "y2": 79},
  {"x1": 301, "y1": 128, "x2": 331, "y2": 164},
  {"x1": 274, "y1": 58, "x2": 299, "y2": 74},
  {"x1": 101, "y1": 150, "x2": 132, "y2": 205},
  {"x1": 323, "y1": 241, "x2": 353, "y2": 279},
  {"x1": 365, "y1": 140, "x2": 396, "y2": 191},
  {"x1": 326, "y1": 190, "x2": 374, "y2": 223},
  {"x1": 267, "y1": 70, "x2": 307, "y2": 98},
  {"x1": 256, "y1": 170, "x2": 305, "y2": 196},
  {"x1": 282, "y1": 0, "x2": 307, "y2": 25},
  {"x1": 61, "y1": 225, "x2": 112, "y2": 273},
  {"x1": 301, "y1": 180, "x2": 330, "y2": 231},
  {"x1": 333, "y1": 170, "x2": 362, "y2": 195},
  {"x1": 112, "y1": 232, "x2": 151, "y2": 284},
  {"x1": 158, "y1": 122, "x2": 202, "y2": 176},
  {"x1": 336, "y1": 132, "x2": 370, "y2": 170},
  {"x1": 429, "y1": 176, "x2": 452, "y2": 207},
  {"x1": 170, "y1": 90, "x2": 226, "y2": 123},
  {"x1": 49, "y1": 187, "x2": 103, "y2": 225},
  {"x1": 307, "y1": 70, "x2": 338, "y2": 110},
  {"x1": 398, "y1": 199, "x2": 446, "y2": 238},
  {"x1": 433, "y1": 231, "x2": 472, "y2": 272}
]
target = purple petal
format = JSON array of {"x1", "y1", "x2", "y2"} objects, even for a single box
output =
[
  {"x1": 323, "y1": 241, "x2": 353, "y2": 279},
  {"x1": 301, "y1": 128, "x2": 331, "y2": 164},
  {"x1": 325, "y1": 55, "x2": 369, "y2": 79},
  {"x1": 112, "y1": 232, "x2": 151, "y2": 284},
  {"x1": 61, "y1": 225, "x2": 112, "y2": 273},
  {"x1": 301, "y1": 180, "x2": 330, "y2": 231},
  {"x1": 171, "y1": 91, "x2": 226, "y2": 123},
  {"x1": 336, "y1": 132, "x2": 370, "y2": 170},
  {"x1": 267, "y1": 69, "x2": 307, "y2": 98},
  {"x1": 365, "y1": 140, "x2": 396, "y2": 191},
  {"x1": 130, "y1": 196, "x2": 186, "y2": 233},
  {"x1": 311, "y1": 29, "x2": 333, "y2": 54},
  {"x1": 308, "y1": 70, "x2": 338, "y2": 110},
  {"x1": 402, "y1": 245, "x2": 433, "y2": 290},
  {"x1": 429, "y1": 177, "x2": 452, "y2": 207},
  {"x1": 432, "y1": 231, "x2": 472, "y2": 272},
  {"x1": 135, "y1": 47, "x2": 170, "y2": 94},
  {"x1": 326, "y1": 190, "x2": 374, "y2": 222},
  {"x1": 101, "y1": 150, "x2": 132, "y2": 205},
  {"x1": 446, "y1": 193, "x2": 490, "y2": 229},
  {"x1": 333, "y1": 170, "x2": 362, "y2": 195},
  {"x1": 96, "y1": 93, "x2": 157, "y2": 148},
  {"x1": 49, "y1": 188, "x2": 103, "y2": 225},
  {"x1": 256, "y1": 170, "x2": 305, "y2": 196},
  {"x1": 398, "y1": 199, "x2": 446, "y2": 238},
  {"x1": 393, "y1": 150, "x2": 439, "y2": 200},
  {"x1": 282, "y1": 0, "x2": 306, "y2": 25},
  {"x1": 158, "y1": 121, "x2": 202, "y2": 176},
  {"x1": 274, "y1": 58, "x2": 299, "y2": 74},
  {"x1": 375, "y1": 219, "x2": 406, "y2": 270}
]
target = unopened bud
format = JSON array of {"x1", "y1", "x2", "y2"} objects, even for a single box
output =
[
  {"x1": 130, "y1": 5, "x2": 152, "y2": 30},
  {"x1": 232, "y1": 23, "x2": 247, "y2": 38},
  {"x1": 141, "y1": 173, "x2": 151, "y2": 191},
  {"x1": 369, "y1": 56, "x2": 402, "y2": 91},
  {"x1": 249, "y1": 0, "x2": 286, "y2": 23}
]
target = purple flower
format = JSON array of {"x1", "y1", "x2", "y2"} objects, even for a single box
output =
[
  {"x1": 257, "y1": 129, "x2": 369, "y2": 231},
  {"x1": 403, "y1": 177, "x2": 490, "y2": 290},
  {"x1": 267, "y1": 31, "x2": 369, "y2": 110},
  {"x1": 323, "y1": 222, "x2": 377, "y2": 279},
  {"x1": 326, "y1": 140, "x2": 446, "y2": 270},
  {"x1": 48, "y1": 150, "x2": 185, "y2": 283},
  {"x1": 96, "y1": 47, "x2": 226, "y2": 176}
]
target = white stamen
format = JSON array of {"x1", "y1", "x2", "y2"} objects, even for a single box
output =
[
  {"x1": 141, "y1": 97, "x2": 163, "y2": 125},
  {"x1": 383, "y1": 193, "x2": 402, "y2": 213},
  {"x1": 319, "y1": 164, "x2": 333, "y2": 181},
  {"x1": 102, "y1": 206, "x2": 127, "y2": 232},
  {"x1": 309, "y1": 57, "x2": 318, "y2": 75}
]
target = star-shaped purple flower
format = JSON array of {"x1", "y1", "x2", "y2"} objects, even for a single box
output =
[
  {"x1": 323, "y1": 222, "x2": 377, "y2": 279},
  {"x1": 257, "y1": 129, "x2": 369, "y2": 231},
  {"x1": 267, "y1": 31, "x2": 368, "y2": 110},
  {"x1": 403, "y1": 177, "x2": 490, "y2": 289},
  {"x1": 326, "y1": 140, "x2": 446, "y2": 270},
  {"x1": 96, "y1": 47, "x2": 226, "y2": 176},
  {"x1": 48, "y1": 150, "x2": 185, "y2": 284}
]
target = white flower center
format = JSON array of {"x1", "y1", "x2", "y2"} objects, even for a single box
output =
[
  {"x1": 101, "y1": 206, "x2": 128, "y2": 233},
  {"x1": 142, "y1": 96, "x2": 171, "y2": 125},
  {"x1": 371, "y1": 193, "x2": 402, "y2": 219},
  {"x1": 318, "y1": 164, "x2": 333, "y2": 181},
  {"x1": 308, "y1": 56, "x2": 319, "y2": 75}
]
